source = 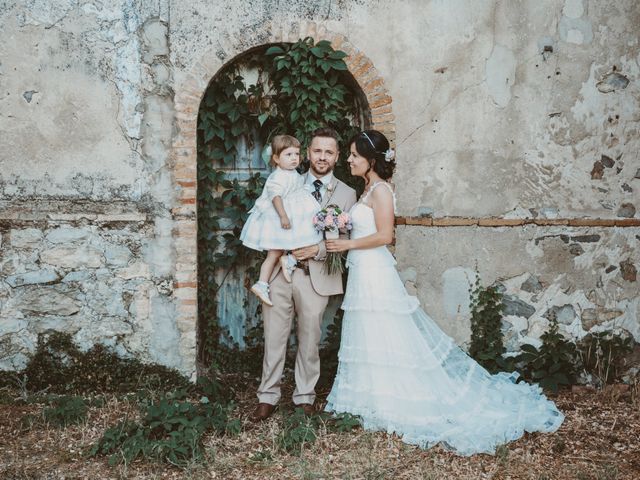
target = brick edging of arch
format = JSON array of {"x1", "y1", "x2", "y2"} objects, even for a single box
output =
[{"x1": 169, "y1": 20, "x2": 396, "y2": 375}]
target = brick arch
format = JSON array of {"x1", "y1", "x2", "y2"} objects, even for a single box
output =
[{"x1": 170, "y1": 21, "x2": 395, "y2": 376}]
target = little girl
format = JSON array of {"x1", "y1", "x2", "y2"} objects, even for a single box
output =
[{"x1": 240, "y1": 135, "x2": 322, "y2": 305}]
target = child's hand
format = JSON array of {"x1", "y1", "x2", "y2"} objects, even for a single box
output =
[{"x1": 280, "y1": 215, "x2": 291, "y2": 229}]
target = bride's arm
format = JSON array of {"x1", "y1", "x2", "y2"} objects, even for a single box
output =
[{"x1": 326, "y1": 186, "x2": 394, "y2": 252}]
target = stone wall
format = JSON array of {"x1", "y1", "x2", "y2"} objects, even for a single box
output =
[{"x1": 1, "y1": 0, "x2": 639, "y2": 376}]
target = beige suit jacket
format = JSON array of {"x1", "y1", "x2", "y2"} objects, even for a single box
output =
[{"x1": 270, "y1": 174, "x2": 357, "y2": 296}]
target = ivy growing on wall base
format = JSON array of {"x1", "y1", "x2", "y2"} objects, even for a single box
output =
[{"x1": 197, "y1": 38, "x2": 366, "y2": 370}]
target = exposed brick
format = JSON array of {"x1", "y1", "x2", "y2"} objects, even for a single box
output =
[
  {"x1": 479, "y1": 218, "x2": 526, "y2": 226},
  {"x1": 173, "y1": 162, "x2": 197, "y2": 177},
  {"x1": 177, "y1": 181, "x2": 197, "y2": 188},
  {"x1": 176, "y1": 264, "x2": 197, "y2": 274},
  {"x1": 369, "y1": 94, "x2": 393, "y2": 109},
  {"x1": 174, "y1": 225, "x2": 196, "y2": 237},
  {"x1": 372, "y1": 113, "x2": 396, "y2": 124},
  {"x1": 176, "y1": 316, "x2": 196, "y2": 333},
  {"x1": 180, "y1": 74, "x2": 207, "y2": 97},
  {"x1": 174, "y1": 286, "x2": 197, "y2": 300},
  {"x1": 176, "y1": 119, "x2": 198, "y2": 135},
  {"x1": 172, "y1": 137, "x2": 197, "y2": 149},
  {"x1": 180, "y1": 298, "x2": 198, "y2": 306},
  {"x1": 531, "y1": 219, "x2": 566, "y2": 226},
  {"x1": 171, "y1": 205, "x2": 196, "y2": 218},
  {"x1": 615, "y1": 219, "x2": 640, "y2": 227},
  {"x1": 174, "y1": 161, "x2": 196, "y2": 173},
  {"x1": 364, "y1": 79, "x2": 386, "y2": 95},
  {"x1": 404, "y1": 217, "x2": 433, "y2": 226},
  {"x1": 373, "y1": 120, "x2": 395, "y2": 130},
  {"x1": 358, "y1": 67, "x2": 380, "y2": 87},
  {"x1": 174, "y1": 147, "x2": 196, "y2": 157},
  {"x1": 566, "y1": 219, "x2": 614, "y2": 227},
  {"x1": 176, "y1": 110, "x2": 198, "y2": 123},
  {"x1": 346, "y1": 52, "x2": 366, "y2": 70},
  {"x1": 175, "y1": 237, "x2": 197, "y2": 252},
  {"x1": 176, "y1": 271, "x2": 197, "y2": 283},
  {"x1": 175, "y1": 90, "x2": 201, "y2": 106},
  {"x1": 174, "y1": 281, "x2": 197, "y2": 289},
  {"x1": 175, "y1": 102, "x2": 198, "y2": 116},
  {"x1": 352, "y1": 61, "x2": 374, "y2": 80},
  {"x1": 179, "y1": 188, "x2": 196, "y2": 201},
  {"x1": 371, "y1": 104, "x2": 393, "y2": 116},
  {"x1": 433, "y1": 217, "x2": 477, "y2": 226}
]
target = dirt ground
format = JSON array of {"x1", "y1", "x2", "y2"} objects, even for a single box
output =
[{"x1": 1, "y1": 381, "x2": 639, "y2": 480}]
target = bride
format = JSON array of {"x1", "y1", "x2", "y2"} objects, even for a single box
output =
[{"x1": 324, "y1": 130, "x2": 564, "y2": 456}]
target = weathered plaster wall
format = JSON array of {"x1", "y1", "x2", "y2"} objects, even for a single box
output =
[
  {"x1": 1, "y1": 0, "x2": 638, "y2": 376},
  {"x1": 0, "y1": 1, "x2": 190, "y2": 373}
]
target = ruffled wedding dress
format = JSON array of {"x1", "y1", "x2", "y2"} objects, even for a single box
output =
[{"x1": 325, "y1": 182, "x2": 564, "y2": 456}]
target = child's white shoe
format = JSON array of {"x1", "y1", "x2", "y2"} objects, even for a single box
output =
[
  {"x1": 251, "y1": 281, "x2": 273, "y2": 306},
  {"x1": 280, "y1": 254, "x2": 297, "y2": 283}
]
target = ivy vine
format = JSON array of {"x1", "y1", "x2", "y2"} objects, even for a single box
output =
[
  {"x1": 468, "y1": 275, "x2": 511, "y2": 374},
  {"x1": 196, "y1": 37, "x2": 365, "y2": 368}
]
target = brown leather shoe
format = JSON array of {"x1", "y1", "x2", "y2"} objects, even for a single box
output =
[
  {"x1": 298, "y1": 403, "x2": 315, "y2": 416},
  {"x1": 250, "y1": 403, "x2": 277, "y2": 422}
]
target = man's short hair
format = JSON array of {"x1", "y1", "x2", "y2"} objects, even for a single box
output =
[{"x1": 310, "y1": 127, "x2": 339, "y2": 145}]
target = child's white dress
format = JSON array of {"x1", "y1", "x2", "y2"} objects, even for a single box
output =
[{"x1": 240, "y1": 168, "x2": 321, "y2": 251}]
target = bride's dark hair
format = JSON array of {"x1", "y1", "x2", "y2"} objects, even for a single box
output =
[{"x1": 349, "y1": 130, "x2": 395, "y2": 180}]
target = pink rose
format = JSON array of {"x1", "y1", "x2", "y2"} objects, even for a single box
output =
[{"x1": 325, "y1": 214, "x2": 334, "y2": 225}]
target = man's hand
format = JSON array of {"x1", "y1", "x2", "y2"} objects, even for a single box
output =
[{"x1": 292, "y1": 244, "x2": 319, "y2": 261}]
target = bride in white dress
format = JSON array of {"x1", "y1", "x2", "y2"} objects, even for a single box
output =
[{"x1": 324, "y1": 130, "x2": 564, "y2": 456}]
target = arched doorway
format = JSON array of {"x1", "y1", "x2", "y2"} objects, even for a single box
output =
[{"x1": 170, "y1": 23, "x2": 396, "y2": 376}]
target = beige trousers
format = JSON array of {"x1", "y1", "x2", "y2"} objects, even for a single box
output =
[{"x1": 257, "y1": 268, "x2": 329, "y2": 405}]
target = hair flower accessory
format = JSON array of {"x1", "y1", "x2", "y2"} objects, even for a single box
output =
[{"x1": 384, "y1": 149, "x2": 395, "y2": 162}]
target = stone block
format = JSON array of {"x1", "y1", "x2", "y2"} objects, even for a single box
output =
[
  {"x1": 6, "y1": 269, "x2": 60, "y2": 287},
  {"x1": 62, "y1": 271, "x2": 93, "y2": 283},
  {"x1": 40, "y1": 245, "x2": 104, "y2": 269},
  {"x1": 104, "y1": 244, "x2": 133, "y2": 267},
  {"x1": 45, "y1": 227, "x2": 90, "y2": 244},
  {"x1": 503, "y1": 295, "x2": 536, "y2": 319},
  {"x1": 116, "y1": 261, "x2": 150, "y2": 279},
  {"x1": 544, "y1": 304, "x2": 576, "y2": 325},
  {"x1": 85, "y1": 282, "x2": 128, "y2": 317},
  {"x1": 14, "y1": 287, "x2": 80, "y2": 316},
  {"x1": 521, "y1": 275, "x2": 543, "y2": 293},
  {"x1": 617, "y1": 203, "x2": 636, "y2": 218},
  {"x1": 0, "y1": 317, "x2": 28, "y2": 335},
  {"x1": 10, "y1": 228, "x2": 43, "y2": 248}
]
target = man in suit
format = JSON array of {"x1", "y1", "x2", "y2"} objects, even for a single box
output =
[{"x1": 250, "y1": 127, "x2": 357, "y2": 421}]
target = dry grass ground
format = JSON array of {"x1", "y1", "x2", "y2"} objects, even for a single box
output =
[{"x1": 1, "y1": 379, "x2": 639, "y2": 480}]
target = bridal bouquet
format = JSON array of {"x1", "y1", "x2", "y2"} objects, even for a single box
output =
[{"x1": 313, "y1": 204, "x2": 352, "y2": 275}]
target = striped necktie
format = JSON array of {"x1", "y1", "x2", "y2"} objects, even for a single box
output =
[{"x1": 312, "y1": 179, "x2": 323, "y2": 203}]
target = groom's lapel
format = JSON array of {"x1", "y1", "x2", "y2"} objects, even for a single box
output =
[{"x1": 321, "y1": 178, "x2": 339, "y2": 208}]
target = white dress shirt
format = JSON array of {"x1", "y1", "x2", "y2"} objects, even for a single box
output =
[{"x1": 304, "y1": 172, "x2": 334, "y2": 202}]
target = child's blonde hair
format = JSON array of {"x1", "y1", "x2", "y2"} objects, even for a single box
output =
[{"x1": 271, "y1": 135, "x2": 301, "y2": 165}]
